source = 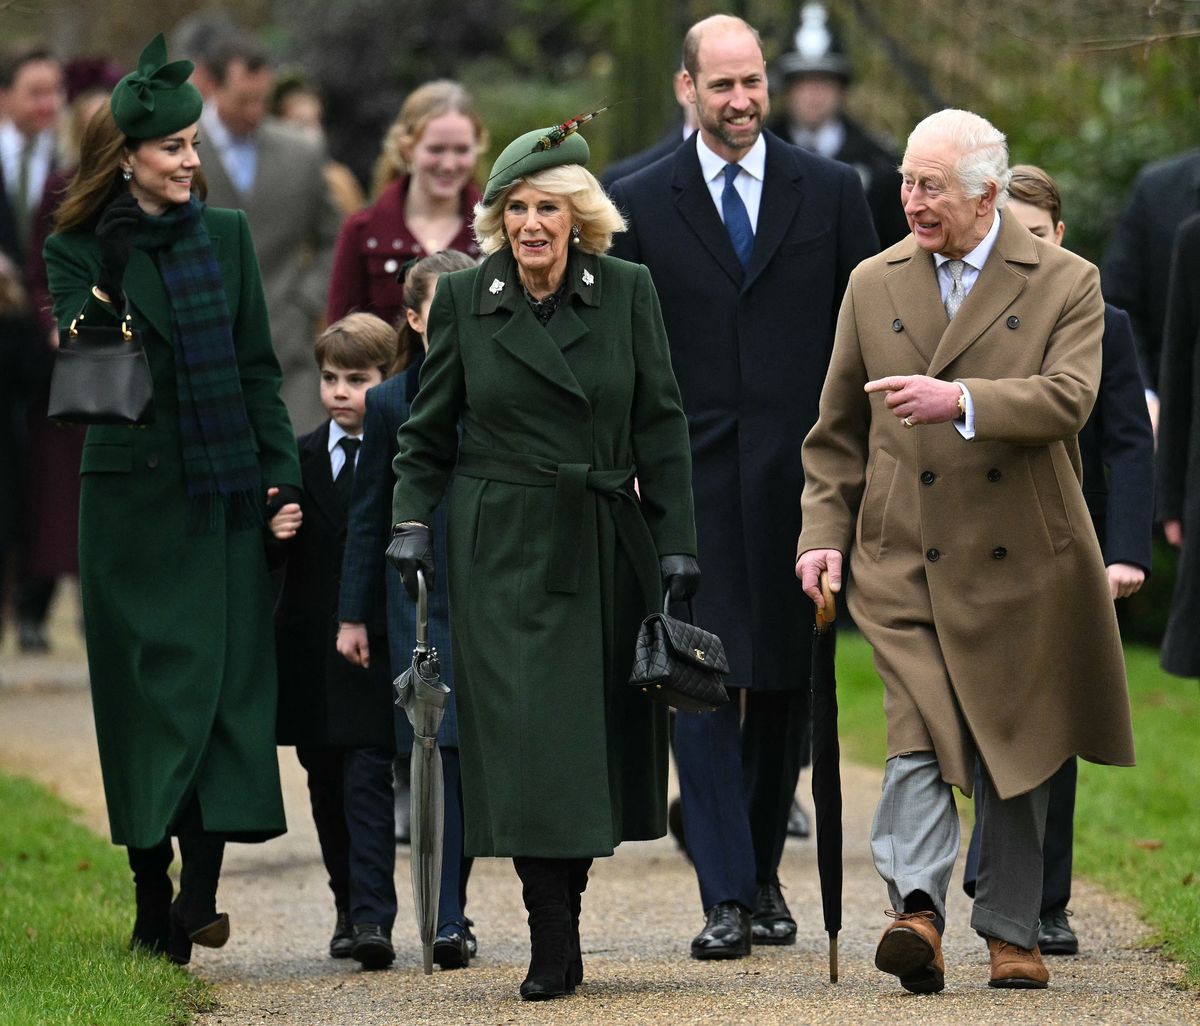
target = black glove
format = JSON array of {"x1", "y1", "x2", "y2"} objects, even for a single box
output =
[
  {"x1": 95, "y1": 193, "x2": 141, "y2": 304},
  {"x1": 660, "y1": 554, "x2": 701, "y2": 603},
  {"x1": 386, "y1": 522, "x2": 435, "y2": 601},
  {"x1": 264, "y1": 484, "x2": 302, "y2": 520}
]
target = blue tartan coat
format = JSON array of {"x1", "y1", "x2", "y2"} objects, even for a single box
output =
[{"x1": 339, "y1": 364, "x2": 458, "y2": 749}]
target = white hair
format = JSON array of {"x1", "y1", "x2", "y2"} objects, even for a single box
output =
[{"x1": 906, "y1": 108, "x2": 1011, "y2": 207}]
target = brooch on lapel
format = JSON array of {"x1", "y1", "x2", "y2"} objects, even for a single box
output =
[
  {"x1": 581, "y1": 268, "x2": 595, "y2": 287},
  {"x1": 488, "y1": 278, "x2": 505, "y2": 295}
]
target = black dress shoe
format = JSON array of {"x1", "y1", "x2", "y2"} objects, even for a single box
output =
[
  {"x1": 330, "y1": 908, "x2": 354, "y2": 959},
  {"x1": 786, "y1": 799, "x2": 810, "y2": 839},
  {"x1": 433, "y1": 920, "x2": 472, "y2": 969},
  {"x1": 751, "y1": 880, "x2": 797, "y2": 945},
  {"x1": 351, "y1": 923, "x2": 395, "y2": 969},
  {"x1": 1038, "y1": 907, "x2": 1078, "y2": 955},
  {"x1": 690, "y1": 901, "x2": 752, "y2": 960},
  {"x1": 166, "y1": 900, "x2": 229, "y2": 964},
  {"x1": 464, "y1": 917, "x2": 477, "y2": 957}
]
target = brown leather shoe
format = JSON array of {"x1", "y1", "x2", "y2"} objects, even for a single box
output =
[
  {"x1": 874, "y1": 910, "x2": 944, "y2": 994},
  {"x1": 987, "y1": 936, "x2": 1049, "y2": 989}
]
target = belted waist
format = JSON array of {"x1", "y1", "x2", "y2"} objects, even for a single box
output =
[{"x1": 455, "y1": 447, "x2": 659, "y2": 602}]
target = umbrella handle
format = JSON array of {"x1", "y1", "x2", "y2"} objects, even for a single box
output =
[
  {"x1": 815, "y1": 571, "x2": 838, "y2": 631},
  {"x1": 416, "y1": 569, "x2": 429, "y2": 648}
]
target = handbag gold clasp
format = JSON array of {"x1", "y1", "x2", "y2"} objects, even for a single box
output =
[
  {"x1": 120, "y1": 316, "x2": 133, "y2": 342},
  {"x1": 694, "y1": 649, "x2": 705, "y2": 661}
]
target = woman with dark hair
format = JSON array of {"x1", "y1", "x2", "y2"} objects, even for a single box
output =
[{"x1": 43, "y1": 35, "x2": 300, "y2": 965}]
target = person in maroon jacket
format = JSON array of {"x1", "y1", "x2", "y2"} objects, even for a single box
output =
[{"x1": 325, "y1": 80, "x2": 485, "y2": 328}]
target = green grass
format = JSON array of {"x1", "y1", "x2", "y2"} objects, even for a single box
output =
[
  {"x1": 833, "y1": 631, "x2": 1200, "y2": 986},
  {"x1": 0, "y1": 775, "x2": 211, "y2": 1026}
]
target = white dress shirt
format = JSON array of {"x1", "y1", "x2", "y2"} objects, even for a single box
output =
[
  {"x1": 0, "y1": 121, "x2": 55, "y2": 220},
  {"x1": 696, "y1": 132, "x2": 766, "y2": 230},
  {"x1": 328, "y1": 420, "x2": 363, "y2": 479},
  {"x1": 934, "y1": 212, "x2": 1003, "y2": 440}
]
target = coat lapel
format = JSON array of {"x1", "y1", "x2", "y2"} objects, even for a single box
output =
[
  {"x1": 742, "y1": 134, "x2": 801, "y2": 293},
  {"x1": 302, "y1": 423, "x2": 345, "y2": 531},
  {"x1": 671, "y1": 136, "x2": 744, "y2": 289},
  {"x1": 476, "y1": 250, "x2": 590, "y2": 406},
  {"x1": 927, "y1": 215, "x2": 1036, "y2": 377},
  {"x1": 883, "y1": 238, "x2": 946, "y2": 366}
]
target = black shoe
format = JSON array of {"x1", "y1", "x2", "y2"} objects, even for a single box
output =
[
  {"x1": 514, "y1": 857, "x2": 572, "y2": 1001},
  {"x1": 1038, "y1": 907, "x2": 1078, "y2": 955},
  {"x1": 690, "y1": 900, "x2": 752, "y2": 960},
  {"x1": 786, "y1": 799, "x2": 810, "y2": 839},
  {"x1": 351, "y1": 923, "x2": 395, "y2": 970},
  {"x1": 464, "y1": 917, "x2": 478, "y2": 958},
  {"x1": 751, "y1": 880, "x2": 797, "y2": 945},
  {"x1": 18, "y1": 622, "x2": 49, "y2": 654},
  {"x1": 330, "y1": 908, "x2": 354, "y2": 959},
  {"x1": 129, "y1": 874, "x2": 173, "y2": 955},
  {"x1": 166, "y1": 900, "x2": 229, "y2": 964},
  {"x1": 433, "y1": 920, "x2": 472, "y2": 970}
]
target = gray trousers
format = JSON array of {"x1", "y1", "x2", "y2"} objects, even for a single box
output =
[{"x1": 871, "y1": 752, "x2": 1050, "y2": 949}]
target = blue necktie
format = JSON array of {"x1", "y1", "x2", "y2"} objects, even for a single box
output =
[{"x1": 722, "y1": 163, "x2": 754, "y2": 269}]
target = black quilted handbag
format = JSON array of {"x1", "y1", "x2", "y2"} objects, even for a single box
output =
[
  {"x1": 48, "y1": 299, "x2": 155, "y2": 426},
  {"x1": 629, "y1": 597, "x2": 730, "y2": 713}
]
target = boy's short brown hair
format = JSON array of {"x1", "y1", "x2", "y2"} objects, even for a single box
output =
[
  {"x1": 1007, "y1": 164, "x2": 1062, "y2": 226},
  {"x1": 314, "y1": 312, "x2": 397, "y2": 374}
]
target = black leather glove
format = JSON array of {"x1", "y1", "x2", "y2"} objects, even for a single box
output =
[
  {"x1": 264, "y1": 484, "x2": 302, "y2": 520},
  {"x1": 386, "y1": 522, "x2": 435, "y2": 601},
  {"x1": 660, "y1": 554, "x2": 701, "y2": 603},
  {"x1": 95, "y1": 193, "x2": 141, "y2": 304}
]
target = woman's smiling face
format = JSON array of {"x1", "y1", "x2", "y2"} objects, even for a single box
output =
[
  {"x1": 124, "y1": 123, "x2": 201, "y2": 215},
  {"x1": 503, "y1": 183, "x2": 572, "y2": 283}
]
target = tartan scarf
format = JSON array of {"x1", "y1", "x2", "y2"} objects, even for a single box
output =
[{"x1": 131, "y1": 197, "x2": 261, "y2": 533}]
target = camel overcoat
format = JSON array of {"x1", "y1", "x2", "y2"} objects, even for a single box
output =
[
  {"x1": 798, "y1": 214, "x2": 1135, "y2": 799},
  {"x1": 44, "y1": 207, "x2": 300, "y2": 847},
  {"x1": 391, "y1": 247, "x2": 697, "y2": 857}
]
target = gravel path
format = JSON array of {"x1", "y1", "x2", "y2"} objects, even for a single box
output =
[{"x1": 2, "y1": 597, "x2": 1194, "y2": 1025}]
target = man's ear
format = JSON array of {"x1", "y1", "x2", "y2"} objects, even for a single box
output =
[{"x1": 977, "y1": 181, "x2": 999, "y2": 217}]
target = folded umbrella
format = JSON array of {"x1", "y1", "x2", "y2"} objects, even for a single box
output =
[
  {"x1": 393, "y1": 569, "x2": 450, "y2": 975},
  {"x1": 810, "y1": 571, "x2": 842, "y2": 983}
]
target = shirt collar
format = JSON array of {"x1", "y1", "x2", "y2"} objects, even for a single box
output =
[
  {"x1": 934, "y1": 211, "x2": 1002, "y2": 273},
  {"x1": 696, "y1": 131, "x2": 767, "y2": 184},
  {"x1": 327, "y1": 418, "x2": 362, "y2": 454}
]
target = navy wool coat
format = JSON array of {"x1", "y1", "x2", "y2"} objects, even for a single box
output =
[{"x1": 609, "y1": 131, "x2": 877, "y2": 692}]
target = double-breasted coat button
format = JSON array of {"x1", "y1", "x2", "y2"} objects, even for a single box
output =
[
  {"x1": 892, "y1": 318, "x2": 903, "y2": 332},
  {"x1": 392, "y1": 239, "x2": 403, "y2": 249},
  {"x1": 146, "y1": 455, "x2": 159, "y2": 469},
  {"x1": 920, "y1": 470, "x2": 936, "y2": 485},
  {"x1": 384, "y1": 258, "x2": 399, "y2": 274},
  {"x1": 987, "y1": 468, "x2": 1002, "y2": 482},
  {"x1": 366, "y1": 237, "x2": 378, "y2": 249},
  {"x1": 1007, "y1": 315, "x2": 1020, "y2": 329},
  {"x1": 992, "y1": 546, "x2": 1007, "y2": 560},
  {"x1": 926, "y1": 548, "x2": 940, "y2": 562}
]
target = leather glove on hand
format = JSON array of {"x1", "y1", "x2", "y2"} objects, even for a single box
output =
[
  {"x1": 95, "y1": 193, "x2": 141, "y2": 304},
  {"x1": 660, "y1": 554, "x2": 701, "y2": 603},
  {"x1": 264, "y1": 484, "x2": 302, "y2": 519},
  {"x1": 386, "y1": 522, "x2": 435, "y2": 601}
]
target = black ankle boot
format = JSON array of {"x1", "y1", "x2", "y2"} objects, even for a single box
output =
[
  {"x1": 172, "y1": 806, "x2": 228, "y2": 962},
  {"x1": 128, "y1": 840, "x2": 174, "y2": 954},
  {"x1": 566, "y1": 858, "x2": 592, "y2": 992},
  {"x1": 513, "y1": 857, "x2": 572, "y2": 1001}
]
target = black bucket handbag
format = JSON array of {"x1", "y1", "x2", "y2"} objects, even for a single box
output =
[
  {"x1": 48, "y1": 299, "x2": 155, "y2": 425},
  {"x1": 629, "y1": 597, "x2": 730, "y2": 713}
]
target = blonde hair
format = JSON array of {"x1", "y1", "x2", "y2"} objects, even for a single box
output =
[
  {"x1": 473, "y1": 164, "x2": 626, "y2": 256},
  {"x1": 369, "y1": 80, "x2": 488, "y2": 199},
  {"x1": 314, "y1": 312, "x2": 397, "y2": 375}
]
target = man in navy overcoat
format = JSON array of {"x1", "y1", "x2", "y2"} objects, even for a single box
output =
[{"x1": 609, "y1": 13, "x2": 877, "y2": 958}]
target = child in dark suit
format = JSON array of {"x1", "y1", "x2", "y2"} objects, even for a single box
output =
[{"x1": 271, "y1": 313, "x2": 400, "y2": 970}]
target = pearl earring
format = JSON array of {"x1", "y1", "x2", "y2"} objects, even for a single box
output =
[
  {"x1": 121, "y1": 169, "x2": 132, "y2": 182},
  {"x1": 571, "y1": 224, "x2": 581, "y2": 243}
]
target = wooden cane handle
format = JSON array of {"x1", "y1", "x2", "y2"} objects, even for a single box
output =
[{"x1": 815, "y1": 570, "x2": 838, "y2": 630}]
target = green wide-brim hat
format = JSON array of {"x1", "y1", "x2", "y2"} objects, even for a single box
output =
[
  {"x1": 482, "y1": 125, "x2": 590, "y2": 206},
  {"x1": 111, "y1": 33, "x2": 203, "y2": 140}
]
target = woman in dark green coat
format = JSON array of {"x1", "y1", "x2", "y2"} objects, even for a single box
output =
[
  {"x1": 387, "y1": 125, "x2": 698, "y2": 1000},
  {"x1": 43, "y1": 37, "x2": 300, "y2": 966}
]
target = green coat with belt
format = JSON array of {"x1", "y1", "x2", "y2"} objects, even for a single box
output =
[
  {"x1": 392, "y1": 247, "x2": 697, "y2": 858},
  {"x1": 44, "y1": 206, "x2": 301, "y2": 849}
]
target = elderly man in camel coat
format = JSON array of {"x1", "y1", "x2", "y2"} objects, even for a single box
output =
[{"x1": 796, "y1": 109, "x2": 1134, "y2": 994}]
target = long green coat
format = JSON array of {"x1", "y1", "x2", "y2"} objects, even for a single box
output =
[
  {"x1": 392, "y1": 247, "x2": 696, "y2": 858},
  {"x1": 44, "y1": 206, "x2": 301, "y2": 849}
]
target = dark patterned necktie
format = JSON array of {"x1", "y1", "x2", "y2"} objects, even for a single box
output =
[{"x1": 336, "y1": 436, "x2": 361, "y2": 510}]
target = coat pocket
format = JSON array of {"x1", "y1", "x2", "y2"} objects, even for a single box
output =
[
  {"x1": 1028, "y1": 446, "x2": 1075, "y2": 553},
  {"x1": 80, "y1": 442, "x2": 133, "y2": 475},
  {"x1": 857, "y1": 448, "x2": 898, "y2": 560}
]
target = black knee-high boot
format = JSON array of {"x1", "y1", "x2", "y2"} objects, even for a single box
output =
[
  {"x1": 512, "y1": 857, "x2": 572, "y2": 1000},
  {"x1": 566, "y1": 858, "x2": 592, "y2": 990},
  {"x1": 167, "y1": 796, "x2": 229, "y2": 965},
  {"x1": 127, "y1": 839, "x2": 174, "y2": 954}
]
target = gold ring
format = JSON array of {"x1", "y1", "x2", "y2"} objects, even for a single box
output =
[{"x1": 902, "y1": 416, "x2": 914, "y2": 428}]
